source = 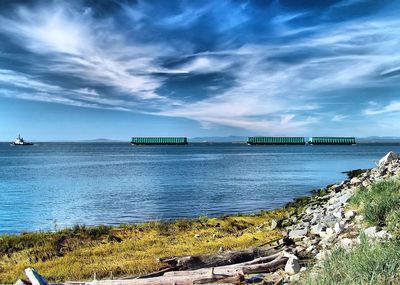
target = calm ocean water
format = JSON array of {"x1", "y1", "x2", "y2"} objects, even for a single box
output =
[{"x1": 1, "y1": 142, "x2": 399, "y2": 234}]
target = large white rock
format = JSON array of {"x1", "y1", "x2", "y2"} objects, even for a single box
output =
[
  {"x1": 333, "y1": 208, "x2": 345, "y2": 219},
  {"x1": 310, "y1": 223, "x2": 326, "y2": 236},
  {"x1": 350, "y1": 177, "x2": 362, "y2": 185},
  {"x1": 334, "y1": 222, "x2": 344, "y2": 234},
  {"x1": 338, "y1": 193, "x2": 352, "y2": 205},
  {"x1": 285, "y1": 257, "x2": 301, "y2": 275},
  {"x1": 344, "y1": 210, "x2": 355, "y2": 220},
  {"x1": 340, "y1": 238, "x2": 353, "y2": 249},
  {"x1": 289, "y1": 228, "x2": 308, "y2": 239},
  {"x1": 376, "y1": 230, "x2": 393, "y2": 240},
  {"x1": 378, "y1": 151, "x2": 399, "y2": 167},
  {"x1": 364, "y1": 226, "x2": 378, "y2": 237}
]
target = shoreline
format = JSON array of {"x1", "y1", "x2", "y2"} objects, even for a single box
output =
[
  {"x1": 1, "y1": 152, "x2": 399, "y2": 284},
  {"x1": 0, "y1": 182, "x2": 327, "y2": 282}
]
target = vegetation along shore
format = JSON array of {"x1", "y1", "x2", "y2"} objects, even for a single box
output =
[{"x1": 1, "y1": 152, "x2": 400, "y2": 284}]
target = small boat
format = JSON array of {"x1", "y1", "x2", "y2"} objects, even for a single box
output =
[{"x1": 11, "y1": 134, "x2": 34, "y2": 146}]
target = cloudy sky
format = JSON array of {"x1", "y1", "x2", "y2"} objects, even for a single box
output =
[{"x1": 1, "y1": 0, "x2": 400, "y2": 140}]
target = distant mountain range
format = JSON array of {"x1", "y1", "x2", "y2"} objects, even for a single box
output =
[
  {"x1": 76, "y1": 138, "x2": 124, "y2": 142},
  {"x1": 356, "y1": 136, "x2": 400, "y2": 143}
]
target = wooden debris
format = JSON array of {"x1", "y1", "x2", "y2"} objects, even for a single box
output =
[{"x1": 157, "y1": 243, "x2": 287, "y2": 270}]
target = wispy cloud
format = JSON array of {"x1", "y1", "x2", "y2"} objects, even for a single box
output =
[
  {"x1": 0, "y1": 2, "x2": 170, "y2": 100},
  {"x1": 364, "y1": 101, "x2": 400, "y2": 116},
  {"x1": 332, "y1": 115, "x2": 348, "y2": 122},
  {"x1": 1, "y1": 0, "x2": 400, "y2": 134}
]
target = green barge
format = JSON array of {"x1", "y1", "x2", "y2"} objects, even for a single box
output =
[
  {"x1": 247, "y1": 137, "x2": 305, "y2": 145},
  {"x1": 308, "y1": 137, "x2": 356, "y2": 145},
  {"x1": 131, "y1": 137, "x2": 188, "y2": 145}
]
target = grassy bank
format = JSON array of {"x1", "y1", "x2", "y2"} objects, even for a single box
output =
[
  {"x1": 0, "y1": 208, "x2": 298, "y2": 283},
  {"x1": 302, "y1": 176, "x2": 400, "y2": 285}
]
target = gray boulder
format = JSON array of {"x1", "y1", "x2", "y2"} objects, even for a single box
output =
[
  {"x1": 378, "y1": 151, "x2": 399, "y2": 167},
  {"x1": 364, "y1": 226, "x2": 378, "y2": 237},
  {"x1": 289, "y1": 228, "x2": 308, "y2": 239},
  {"x1": 285, "y1": 257, "x2": 301, "y2": 275}
]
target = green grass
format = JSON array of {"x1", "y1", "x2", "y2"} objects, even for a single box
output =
[
  {"x1": 350, "y1": 176, "x2": 400, "y2": 229},
  {"x1": 303, "y1": 236, "x2": 400, "y2": 285},
  {"x1": 301, "y1": 176, "x2": 400, "y2": 285}
]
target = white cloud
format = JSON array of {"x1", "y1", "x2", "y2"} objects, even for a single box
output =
[
  {"x1": 364, "y1": 101, "x2": 400, "y2": 115},
  {"x1": 177, "y1": 57, "x2": 233, "y2": 74},
  {"x1": 0, "y1": 3, "x2": 171, "y2": 100},
  {"x1": 332, "y1": 115, "x2": 348, "y2": 122},
  {"x1": 1, "y1": 2, "x2": 400, "y2": 134},
  {"x1": 76, "y1": 88, "x2": 99, "y2": 96}
]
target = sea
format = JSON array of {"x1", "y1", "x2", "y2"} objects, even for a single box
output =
[{"x1": 1, "y1": 142, "x2": 400, "y2": 234}]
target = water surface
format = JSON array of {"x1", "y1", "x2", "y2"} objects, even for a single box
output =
[{"x1": 1, "y1": 142, "x2": 399, "y2": 233}]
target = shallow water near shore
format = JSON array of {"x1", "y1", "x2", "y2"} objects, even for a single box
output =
[{"x1": 1, "y1": 142, "x2": 400, "y2": 234}]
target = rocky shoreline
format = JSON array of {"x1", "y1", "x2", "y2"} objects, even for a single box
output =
[
  {"x1": 262, "y1": 151, "x2": 400, "y2": 284},
  {"x1": 12, "y1": 151, "x2": 400, "y2": 285}
]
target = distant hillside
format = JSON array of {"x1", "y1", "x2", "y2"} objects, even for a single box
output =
[{"x1": 357, "y1": 136, "x2": 400, "y2": 143}]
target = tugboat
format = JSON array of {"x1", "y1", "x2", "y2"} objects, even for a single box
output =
[{"x1": 11, "y1": 134, "x2": 34, "y2": 146}]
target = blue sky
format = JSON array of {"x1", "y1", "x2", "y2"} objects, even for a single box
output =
[{"x1": 1, "y1": 0, "x2": 400, "y2": 140}]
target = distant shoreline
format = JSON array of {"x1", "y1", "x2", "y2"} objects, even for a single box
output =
[{"x1": 2, "y1": 141, "x2": 400, "y2": 144}]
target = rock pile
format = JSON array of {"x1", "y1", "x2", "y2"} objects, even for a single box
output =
[{"x1": 264, "y1": 151, "x2": 400, "y2": 283}]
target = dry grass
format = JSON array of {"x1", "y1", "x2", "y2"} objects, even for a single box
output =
[{"x1": 0, "y1": 209, "x2": 292, "y2": 283}]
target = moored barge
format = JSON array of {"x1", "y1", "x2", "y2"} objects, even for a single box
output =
[
  {"x1": 308, "y1": 137, "x2": 356, "y2": 145},
  {"x1": 247, "y1": 137, "x2": 306, "y2": 145},
  {"x1": 131, "y1": 137, "x2": 188, "y2": 145}
]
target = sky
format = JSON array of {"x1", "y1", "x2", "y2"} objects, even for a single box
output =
[{"x1": 1, "y1": 0, "x2": 400, "y2": 140}]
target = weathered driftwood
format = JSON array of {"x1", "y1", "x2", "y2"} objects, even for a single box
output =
[
  {"x1": 84, "y1": 272, "x2": 243, "y2": 285},
  {"x1": 33, "y1": 242, "x2": 292, "y2": 285},
  {"x1": 163, "y1": 252, "x2": 288, "y2": 277},
  {"x1": 128, "y1": 268, "x2": 174, "y2": 279},
  {"x1": 82, "y1": 252, "x2": 287, "y2": 285},
  {"x1": 241, "y1": 256, "x2": 287, "y2": 274},
  {"x1": 157, "y1": 243, "x2": 286, "y2": 270},
  {"x1": 24, "y1": 268, "x2": 48, "y2": 285}
]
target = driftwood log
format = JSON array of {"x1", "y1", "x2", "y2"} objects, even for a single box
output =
[
  {"x1": 163, "y1": 252, "x2": 288, "y2": 277},
  {"x1": 157, "y1": 243, "x2": 287, "y2": 271},
  {"x1": 82, "y1": 252, "x2": 287, "y2": 285},
  {"x1": 38, "y1": 240, "x2": 295, "y2": 285},
  {"x1": 82, "y1": 272, "x2": 243, "y2": 285}
]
